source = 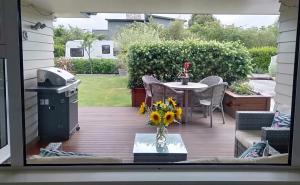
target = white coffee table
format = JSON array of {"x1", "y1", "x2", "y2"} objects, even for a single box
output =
[{"x1": 133, "y1": 133, "x2": 188, "y2": 163}]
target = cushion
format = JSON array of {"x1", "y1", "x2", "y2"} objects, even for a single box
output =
[
  {"x1": 178, "y1": 154, "x2": 288, "y2": 164},
  {"x1": 40, "y1": 148, "x2": 93, "y2": 157},
  {"x1": 235, "y1": 130, "x2": 261, "y2": 148},
  {"x1": 28, "y1": 155, "x2": 122, "y2": 164},
  {"x1": 271, "y1": 111, "x2": 291, "y2": 128},
  {"x1": 239, "y1": 141, "x2": 268, "y2": 159}
]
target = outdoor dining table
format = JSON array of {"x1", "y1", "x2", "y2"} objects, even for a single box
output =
[{"x1": 164, "y1": 82, "x2": 208, "y2": 123}]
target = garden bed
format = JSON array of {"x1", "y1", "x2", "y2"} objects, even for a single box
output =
[{"x1": 223, "y1": 90, "x2": 271, "y2": 118}]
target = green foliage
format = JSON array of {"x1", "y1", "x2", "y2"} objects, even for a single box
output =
[
  {"x1": 127, "y1": 40, "x2": 252, "y2": 88},
  {"x1": 114, "y1": 22, "x2": 164, "y2": 64},
  {"x1": 54, "y1": 44, "x2": 65, "y2": 58},
  {"x1": 229, "y1": 81, "x2": 254, "y2": 95},
  {"x1": 55, "y1": 58, "x2": 117, "y2": 74},
  {"x1": 248, "y1": 47, "x2": 277, "y2": 73},
  {"x1": 188, "y1": 14, "x2": 218, "y2": 27},
  {"x1": 189, "y1": 17, "x2": 278, "y2": 48},
  {"x1": 164, "y1": 20, "x2": 195, "y2": 40}
]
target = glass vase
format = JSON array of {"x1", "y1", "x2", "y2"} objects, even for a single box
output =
[{"x1": 156, "y1": 126, "x2": 168, "y2": 146}]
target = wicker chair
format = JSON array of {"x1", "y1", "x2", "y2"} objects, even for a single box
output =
[
  {"x1": 150, "y1": 82, "x2": 184, "y2": 107},
  {"x1": 199, "y1": 76, "x2": 223, "y2": 86},
  {"x1": 190, "y1": 76, "x2": 223, "y2": 114},
  {"x1": 142, "y1": 75, "x2": 161, "y2": 106},
  {"x1": 235, "y1": 111, "x2": 290, "y2": 157},
  {"x1": 197, "y1": 82, "x2": 228, "y2": 127}
]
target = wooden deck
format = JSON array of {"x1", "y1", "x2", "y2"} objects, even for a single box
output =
[{"x1": 27, "y1": 107, "x2": 236, "y2": 162}]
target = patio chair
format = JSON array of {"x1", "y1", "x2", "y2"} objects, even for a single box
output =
[
  {"x1": 199, "y1": 76, "x2": 223, "y2": 86},
  {"x1": 190, "y1": 76, "x2": 223, "y2": 113},
  {"x1": 235, "y1": 111, "x2": 290, "y2": 157},
  {"x1": 150, "y1": 82, "x2": 184, "y2": 107},
  {"x1": 142, "y1": 75, "x2": 161, "y2": 106},
  {"x1": 196, "y1": 82, "x2": 228, "y2": 127}
]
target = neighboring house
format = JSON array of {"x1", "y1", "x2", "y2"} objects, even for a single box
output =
[
  {"x1": 92, "y1": 14, "x2": 183, "y2": 40},
  {"x1": 65, "y1": 40, "x2": 115, "y2": 59}
]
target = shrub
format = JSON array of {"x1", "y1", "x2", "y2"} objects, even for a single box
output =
[
  {"x1": 55, "y1": 58, "x2": 74, "y2": 73},
  {"x1": 55, "y1": 58, "x2": 118, "y2": 74},
  {"x1": 229, "y1": 81, "x2": 254, "y2": 95},
  {"x1": 127, "y1": 40, "x2": 252, "y2": 88},
  {"x1": 248, "y1": 47, "x2": 277, "y2": 73}
]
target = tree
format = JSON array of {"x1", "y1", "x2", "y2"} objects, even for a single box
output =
[
  {"x1": 165, "y1": 20, "x2": 194, "y2": 40},
  {"x1": 54, "y1": 25, "x2": 86, "y2": 57},
  {"x1": 188, "y1": 14, "x2": 218, "y2": 27},
  {"x1": 81, "y1": 32, "x2": 105, "y2": 74},
  {"x1": 114, "y1": 22, "x2": 164, "y2": 64}
]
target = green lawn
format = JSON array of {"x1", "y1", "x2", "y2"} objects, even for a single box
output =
[{"x1": 77, "y1": 75, "x2": 131, "y2": 107}]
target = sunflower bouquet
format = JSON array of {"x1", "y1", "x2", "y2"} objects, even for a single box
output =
[{"x1": 139, "y1": 97, "x2": 182, "y2": 144}]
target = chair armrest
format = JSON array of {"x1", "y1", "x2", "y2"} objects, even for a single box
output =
[
  {"x1": 236, "y1": 111, "x2": 274, "y2": 130},
  {"x1": 261, "y1": 127, "x2": 290, "y2": 153}
]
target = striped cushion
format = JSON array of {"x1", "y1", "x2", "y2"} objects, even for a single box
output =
[
  {"x1": 40, "y1": 148, "x2": 93, "y2": 157},
  {"x1": 271, "y1": 111, "x2": 291, "y2": 128},
  {"x1": 239, "y1": 141, "x2": 268, "y2": 159}
]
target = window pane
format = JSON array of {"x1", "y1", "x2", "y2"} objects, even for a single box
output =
[
  {"x1": 70, "y1": 48, "x2": 84, "y2": 57},
  {"x1": 102, "y1": 45, "x2": 110, "y2": 54},
  {"x1": 0, "y1": 58, "x2": 9, "y2": 165},
  {"x1": 23, "y1": 9, "x2": 294, "y2": 165},
  {"x1": 0, "y1": 58, "x2": 7, "y2": 149}
]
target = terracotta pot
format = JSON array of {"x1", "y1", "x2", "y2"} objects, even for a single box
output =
[
  {"x1": 223, "y1": 90, "x2": 271, "y2": 118},
  {"x1": 131, "y1": 88, "x2": 146, "y2": 107}
]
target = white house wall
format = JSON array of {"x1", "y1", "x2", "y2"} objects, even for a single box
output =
[
  {"x1": 275, "y1": 0, "x2": 299, "y2": 113},
  {"x1": 21, "y1": 4, "x2": 55, "y2": 144},
  {"x1": 65, "y1": 40, "x2": 115, "y2": 59}
]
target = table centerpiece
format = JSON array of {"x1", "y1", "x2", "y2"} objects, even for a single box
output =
[{"x1": 178, "y1": 59, "x2": 190, "y2": 85}]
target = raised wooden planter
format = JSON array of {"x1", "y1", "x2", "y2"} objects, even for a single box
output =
[
  {"x1": 131, "y1": 88, "x2": 146, "y2": 107},
  {"x1": 223, "y1": 90, "x2": 271, "y2": 118}
]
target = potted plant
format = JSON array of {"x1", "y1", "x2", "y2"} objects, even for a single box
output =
[
  {"x1": 117, "y1": 61, "x2": 128, "y2": 76},
  {"x1": 223, "y1": 81, "x2": 271, "y2": 118},
  {"x1": 178, "y1": 59, "x2": 190, "y2": 85}
]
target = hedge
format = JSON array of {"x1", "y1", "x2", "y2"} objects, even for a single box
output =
[
  {"x1": 56, "y1": 59, "x2": 118, "y2": 74},
  {"x1": 248, "y1": 47, "x2": 277, "y2": 73},
  {"x1": 127, "y1": 40, "x2": 252, "y2": 88}
]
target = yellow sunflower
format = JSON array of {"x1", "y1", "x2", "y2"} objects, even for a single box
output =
[
  {"x1": 168, "y1": 97, "x2": 177, "y2": 108},
  {"x1": 164, "y1": 111, "x2": 175, "y2": 126},
  {"x1": 153, "y1": 101, "x2": 163, "y2": 107},
  {"x1": 150, "y1": 111, "x2": 161, "y2": 125},
  {"x1": 139, "y1": 102, "x2": 146, "y2": 114},
  {"x1": 175, "y1": 107, "x2": 183, "y2": 120}
]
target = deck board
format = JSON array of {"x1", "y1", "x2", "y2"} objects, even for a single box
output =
[{"x1": 27, "y1": 107, "x2": 236, "y2": 162}]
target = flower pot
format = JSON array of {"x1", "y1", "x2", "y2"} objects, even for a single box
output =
[
  {"x1": 118, "y1": 68, "x2": 127, "y2": 76},
  {"x1": 181, "y1": 77, "x2": 189, "y2": 85},
  {"x1": 223, "y1": 90, "x2": 271, "y2": 118},
  {"x1": 131, "y1": 88, "x2": 146, "y2": 107}
]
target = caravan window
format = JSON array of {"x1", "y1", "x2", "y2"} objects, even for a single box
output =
[
  {"x1": 70, "y1": 48, "x2": 84, "y2": 57},
  {"x1": 102, "y1": 45, "x2": 110, "y2": 54}
]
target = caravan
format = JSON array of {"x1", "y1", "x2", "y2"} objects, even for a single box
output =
[{"x1": 65, "y1": 40, "x2": 116, "y2": 59}]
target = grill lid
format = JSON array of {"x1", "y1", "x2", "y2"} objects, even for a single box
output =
[{"x1": 37, "y1": 67, "x2": 75, "y2": 86}]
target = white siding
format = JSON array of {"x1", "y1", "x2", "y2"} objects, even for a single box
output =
[
  {"x1": 275, "y1": 0, "x2": 298, "y2": 113},
  {"x1": 21, "y1": 5, "x2": 55, "y2": 144}
]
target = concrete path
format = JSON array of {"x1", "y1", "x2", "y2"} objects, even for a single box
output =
[{"x1": 249, "y1": 79, "x2": 276, "y2": 97}]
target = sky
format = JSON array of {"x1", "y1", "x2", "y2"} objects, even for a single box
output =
[{"x1": 53, "y1": 13, "x2": 279, "y2": 31}]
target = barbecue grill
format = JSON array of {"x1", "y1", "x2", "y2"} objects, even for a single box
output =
[{"x1": 28, "y1": 67, "x2": 81, "y2": 142}]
